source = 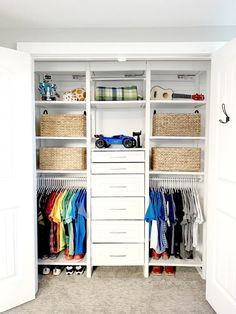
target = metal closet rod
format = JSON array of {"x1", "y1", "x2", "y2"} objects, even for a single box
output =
[{"x1": 149, "y1": 176, "x2": 203, "y2": 182}]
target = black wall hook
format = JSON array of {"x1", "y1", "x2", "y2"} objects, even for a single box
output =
[{"x1": 219, "y1": 103, "x2": 230, "y2": 124}]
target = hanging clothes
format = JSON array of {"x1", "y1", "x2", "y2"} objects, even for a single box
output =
[
  {"x1": 145, "y1": 185, "x2": 204, "y2": 259},
  {"x1": 37, "y1": 186, "x2": 87, "y2": 260}
]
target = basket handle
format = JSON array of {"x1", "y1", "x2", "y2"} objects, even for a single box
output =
[
  {"x1": 43, "y1": 110, "x2": 48, "y2": 115},
  {"x1": 194, "y1": 110, "x2": 199, "y2": 114}
]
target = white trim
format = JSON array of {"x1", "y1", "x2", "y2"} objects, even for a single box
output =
[{"x1": 17, "y1": 42, "x2": 225, "y2": 60}]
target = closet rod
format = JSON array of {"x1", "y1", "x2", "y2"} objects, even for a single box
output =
[{"x1": 149, "y1": 176, "x2": 203, "y2": 183}]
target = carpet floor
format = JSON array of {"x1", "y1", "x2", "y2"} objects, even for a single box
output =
[{"x1": 6, "y1": 267, "x2": 215, "y2": 314}]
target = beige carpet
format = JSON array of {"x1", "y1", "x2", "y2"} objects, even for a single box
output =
[{"x1": 6, "y1": 267, "x2": 215, "y2": 314}]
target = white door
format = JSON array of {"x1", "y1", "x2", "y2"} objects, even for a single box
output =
[
  {"x1": 0, "y1": 47, "x2": 36, "y2": 312},
  {"x1": 206, "y1": 39, "x2": 236, "y2": 313}
]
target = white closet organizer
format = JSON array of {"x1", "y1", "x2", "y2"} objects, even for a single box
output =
[{"x1": 34, "y1": 60, "x2": 209, "y2": 278}]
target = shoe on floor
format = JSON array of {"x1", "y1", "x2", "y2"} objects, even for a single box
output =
[
  {"x1": 164, "y1": 266, "x2": 175, "y2": 276},
  {"x1": 75, "y1": 266, "x2": 85, "y2": 275},
  {"x1": 53, "y1": 266, "x2": 63, "y2": 276},
  {"x1": 42, "y1": 266, "x2": 51, "y2": 275},
  {"x1": 65, "y1": 266, "x2": 74, "y2": 275},
  {"x1": 152, "y1": 266, "x2": 163, "y2": 276}
]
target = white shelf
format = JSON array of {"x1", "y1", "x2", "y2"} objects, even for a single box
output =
[
  {"x1": 37, "y1": 170, "x2": 87, "y2": 174},
  {"x1": 35, "y1": 100, "x2": 86, "y2": 109},
  {"x1": 149, "y1": 255, "x2": 202, "y2": 267},
  {"x1": 91, "y1": 77, "x2": 145, "y2": 81},
  {"x1": 36, "y1": 136, "x2": 86, "y2": 140},
  {"x1": 150, "y1": 100, "x2": 206, "y2": 109},
  {"x1": 38, "y1": 251, "x2": 87, "y2": 266},
  {"x1": 91, "y1": 100, "x2": 146, "y2": 109},
  {"x1": 92, "y1": 148, "x2": 145, "y2": 152},
  {"x1": 150, "y1": 136, "x2": 205, "y2": 140},
  {"x1": 149, "y1": 171, "x2": 205, "y2": 176}
]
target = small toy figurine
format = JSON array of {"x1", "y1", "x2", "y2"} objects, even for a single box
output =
[
  {"x1": 38, "y1": 74, "x2": 60, "y2": 101},
  {"x1": 95, "y1": 131, "x2": 142, "y2": 149}
]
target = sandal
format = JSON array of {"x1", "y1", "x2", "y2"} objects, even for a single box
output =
[
  {"x1": 152, "y1": 266, "x2": 163, "y2": 276},
  {"x1": 75, "y1": 266, "x2": 85, "y2": 275},
  {"x1": 65, "y1": 266, "x2": 74, "y2": 275}
]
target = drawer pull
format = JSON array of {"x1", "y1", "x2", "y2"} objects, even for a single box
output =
[
  {"x1": 109, "y1": 254, "x2": 127, "y2": 258},
  {"x1": 110, "y1": 168, "x2": 127, "y2": 170},
  {"x1": 109, "y1": 231, "x2": 127, "y2": 234},
  {"x1": 109, "y1": 185, "x2": 127, "y2": 188},
  {"x1": 110, "y1": 156, "x2": 127, "y2": 159},
  {"x1": 109, "y1": 208, "x2": 127, "y2": 211}
]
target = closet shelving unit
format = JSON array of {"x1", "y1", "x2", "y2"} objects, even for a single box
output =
[
  {"x1": 34, "y1": 60, "x2": 209, "y2": 278},
  {"x1": 34, "y1": 66, "x2": 91, "y2": 275},
  {"x1": 145, "y1": 63, "x2": 208, "y2": 277}
]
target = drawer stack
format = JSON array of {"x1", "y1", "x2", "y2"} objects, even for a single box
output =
[{"x1": 91, "y1": 150, "x2": 145, "y2": 266}]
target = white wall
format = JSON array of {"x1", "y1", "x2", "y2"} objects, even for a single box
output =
[{"x1": 1, "y1": 26, "x2": 236, "y2": 49}]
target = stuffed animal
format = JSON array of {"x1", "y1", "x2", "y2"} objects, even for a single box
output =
[{"x1": 63, "y1": 88, "x2": 86, "y2": 101}]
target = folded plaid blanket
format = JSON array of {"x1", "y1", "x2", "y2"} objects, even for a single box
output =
[{"x1": 95, "y1": 86, "x2": 138, "y2": 101}]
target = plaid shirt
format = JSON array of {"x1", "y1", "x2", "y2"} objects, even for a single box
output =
[{"x1": 95, "y1": 86, "x2": 138, "y2": 101}]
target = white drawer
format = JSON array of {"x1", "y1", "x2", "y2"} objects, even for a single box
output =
[
  {"x1": 92, "y1": 162, "x2": 144, "y2": 174},
  {"x1": 92, "y1": 221, "x2": 144, "y2": 243},
  {"x1": 92, "y1": 197, "x2": 144, "y2": 220},
  {"x1": 92, "y1": 151, "x2": 145, "y2": 162},
  {"x1": 92, "y1": 244, "x2": 144, "y2": 266},
  {"x1": 91, "y1": 174, "x2": 144, "y2": 196}
]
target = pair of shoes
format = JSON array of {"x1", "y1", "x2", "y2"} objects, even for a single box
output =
[
  {"x1": 64, "y1": 249, "x2": 85, "y2": 261},
  {"x1": 151, "y1": 266, "x2": 175, "y2": 276},
  {"x1": 65, "y1": 266, "x2": 86, "y2": 275},
  {"x1": 151, "y1": 249, "x2": 170, "y2": 260},
  {"x1": 40, "y1": 266, "x2": 64, "y2": 276}
]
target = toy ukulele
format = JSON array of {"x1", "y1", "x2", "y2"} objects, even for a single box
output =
[{"x1": 151, "y1": 85, "x2": 204, "y2": 101}]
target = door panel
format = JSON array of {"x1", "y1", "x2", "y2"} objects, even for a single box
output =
[
  {"x1": 0, "y1": 47, "x2": 36, "y2": 312},
  {"x1": 206, "y1": 39, "x2": 236, "y2": 314}
]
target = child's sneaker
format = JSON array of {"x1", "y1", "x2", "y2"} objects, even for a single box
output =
[
  {"x1": 65, "y1": 266, "x2": 74, "y2": 275},
  {"x1": 164, "y1": 266, "x2": 175, "y2": 276},
  {"x1": 152, "y1": 266, "x2": 163, "y2": 276},
  {"x1": 52, "y1": 266, "x2": 63, "y2": 276},
  {"x1": 75, "y1": 266, "x2": 85, "y2": 275}
]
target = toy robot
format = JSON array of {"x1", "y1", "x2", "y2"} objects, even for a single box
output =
[{"x1": 38, "y1": 74, "x2": 60, "y2": 101}]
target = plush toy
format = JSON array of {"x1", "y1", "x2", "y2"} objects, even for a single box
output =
[{"x1": 63, "y1": 88, "x2": 86, "y2": 101}]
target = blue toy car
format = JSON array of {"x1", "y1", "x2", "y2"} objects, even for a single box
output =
[{"x1": 95, "y1": 132, "x2": 142, "y2": 149}]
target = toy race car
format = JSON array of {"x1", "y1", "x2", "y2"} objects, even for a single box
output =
[{"x1": 95, "y1": 131, "x2": 142, "y2": 149}]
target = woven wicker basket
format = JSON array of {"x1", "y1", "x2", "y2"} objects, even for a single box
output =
[
  {"x1": 152, "y1": 112, "x2": 201, "y2": 136},
  {"x1": 151, "y1": 147, "x2": 201, "y2": 172},
  {"x1": 39, "y1": 147, "x2": 86, "y2": 170},
  {"x1": 40, "y1": 113, "x2": 86, "y2": 137}
]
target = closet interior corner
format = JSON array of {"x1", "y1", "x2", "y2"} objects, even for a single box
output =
[{"x1": 34, "y1": 59, "x2": 209, "y2": 279}]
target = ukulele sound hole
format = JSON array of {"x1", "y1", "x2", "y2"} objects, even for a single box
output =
[{"x1": 163, "y1": 92, "x2": 168, "y2": 99}]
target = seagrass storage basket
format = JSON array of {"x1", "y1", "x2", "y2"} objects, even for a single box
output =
[
  {"x1": 152, "y1": 111, "x2": 201, "y2": 136},
  {"x1": 40, "y1": 113, "x2": 86, "y2": 137},
  {"x1": 39, "y1": 147, "x2": 86, "y2": 170},
  {"x1": 151, "y1": 147, "x2": 201, "y2": 172}
]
